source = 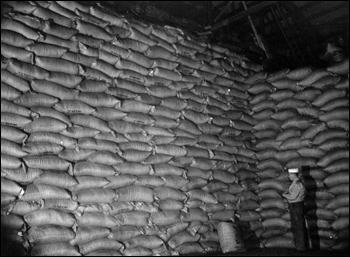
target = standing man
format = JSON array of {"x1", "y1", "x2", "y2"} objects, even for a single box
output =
[{"x1": 282, "y1": 167, "x2": 308, "y2": 251}]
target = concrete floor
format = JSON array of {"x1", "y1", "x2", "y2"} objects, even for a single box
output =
[
  {"x1": 188, "y1": 249, "x2": 350, "y2": 256},
  {"x1": 2, "y1": 232, "x2": 349, "y2": 256}
]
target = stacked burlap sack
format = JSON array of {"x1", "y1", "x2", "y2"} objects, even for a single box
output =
[
  {"x1": 1, "y1": 1, "x2": 266, "y2": 255},
  {"x1": 1, "y1": 1, "x2": 348, "y2": 255},
  {"x1": 247, "y1": 60, "x2": 349, "y2": 250}
]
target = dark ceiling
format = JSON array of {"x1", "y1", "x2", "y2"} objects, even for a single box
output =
[
  {"x1": 108, "y1": 1, "x2": 349, "y2": 68},
  {"x1": 153, "y1": 1, "x2": 209, "y2": 25}
]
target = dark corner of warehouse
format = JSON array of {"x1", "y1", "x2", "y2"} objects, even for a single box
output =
[{"x1": 0, "y1": 1, "x2": 349, "y2": 257}]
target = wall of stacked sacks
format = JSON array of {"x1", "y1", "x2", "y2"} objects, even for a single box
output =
[
  {"x1": 1, "y1": 1, "x2": 349, "y2": 256},
  {"x1": 248, "y1": 63, "x2": 349, "y2": 250}
]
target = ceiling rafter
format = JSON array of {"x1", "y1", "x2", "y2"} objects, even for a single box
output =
[
  {"x1": 209, "y1": 1, "x2": 280, "y2": 31},
  {"x1": 213, "y1": 1, "x2": 234, "y2": 23},
  {"x1": 306, "y1": 1, "x2": 349, "y2": 23}
]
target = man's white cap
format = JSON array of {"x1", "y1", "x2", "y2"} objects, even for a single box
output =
[{"x1": 288, "y1": 168, "x2": 299, "y2": 174}]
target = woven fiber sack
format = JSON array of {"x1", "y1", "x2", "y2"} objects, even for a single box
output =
[{"x1": 218, "y1": 222, "x2": 245, "y2": 253}]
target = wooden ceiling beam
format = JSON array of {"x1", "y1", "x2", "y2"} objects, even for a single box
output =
[
  {"x1": 210, "y1": 1, "x2": 279, "y2": 31},
  {"x1": 307, "y1": 2, "x2": 349, "y2": 23},
  {"x1": 213, "y1": 1, "x2": 234, "y2": 23},
  {"x1": 295, "y1": 1, "x2": 321, "y2": 11},
  {"x1": 281, "y1": 1, "x2": 319, "y2": 43},
  {"x1": 266, "y1": 23, "x2": 349, "y2": 35}
]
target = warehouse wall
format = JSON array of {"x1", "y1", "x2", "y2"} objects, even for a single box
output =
[{"x1": 1, "y1": 1, "x2": 349, "y2": 256}]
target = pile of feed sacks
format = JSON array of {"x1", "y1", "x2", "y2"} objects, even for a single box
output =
[{"x1": 1, "y1": 1, "x2": 349, "y2": 255}]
